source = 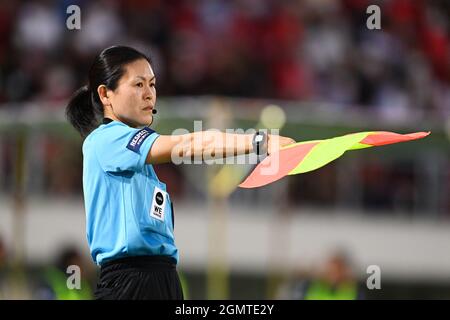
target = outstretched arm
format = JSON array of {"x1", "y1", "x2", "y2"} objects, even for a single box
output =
[{"x1": 146, "y1": 131, "x2": 295, "y2": 165}]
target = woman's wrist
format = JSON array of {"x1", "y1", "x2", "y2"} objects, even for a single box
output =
[{"x1": 252, "y1": 130, "x2": 268, "y2": 155}]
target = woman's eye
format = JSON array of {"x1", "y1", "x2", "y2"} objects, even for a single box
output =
[
  {"x1": 137, "y1": 83, "x2": 143, "y2": 88},
  {"x1": 150, "y1": 83, "x2": 156, "y2": 88}
]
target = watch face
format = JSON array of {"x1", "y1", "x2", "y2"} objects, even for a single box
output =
[{"x1": 255, "y1": 135, "x2": 263, "y2": 143}]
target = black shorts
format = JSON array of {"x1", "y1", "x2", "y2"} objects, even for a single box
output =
[{"x1": 94, "y1": 255, "x2": 184, "y2": 300}]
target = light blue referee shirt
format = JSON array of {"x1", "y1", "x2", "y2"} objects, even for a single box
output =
[{"x1": 82, "y1": 119, "x2": 178, "y2": 266}]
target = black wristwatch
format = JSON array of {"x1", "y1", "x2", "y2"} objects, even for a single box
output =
[{"x1": 252, "y1": 130, "x2": 268, "y2": 156}]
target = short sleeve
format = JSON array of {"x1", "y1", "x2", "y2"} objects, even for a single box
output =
[{"x1": 94, "y1": 124, "x2": 160, "y2": 173}]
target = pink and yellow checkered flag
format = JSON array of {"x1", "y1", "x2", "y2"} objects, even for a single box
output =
[{"x1": 239, "y1": 131, "x2": 431, "y2": 188}]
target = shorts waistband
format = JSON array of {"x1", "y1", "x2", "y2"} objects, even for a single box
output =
[{"x1": 100, "y1": 255, "x2": 177, "y2": 273}]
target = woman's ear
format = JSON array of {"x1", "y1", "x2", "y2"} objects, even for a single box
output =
[{"x1": 97, "y1": 85, "x2": 110, "y2": 107}]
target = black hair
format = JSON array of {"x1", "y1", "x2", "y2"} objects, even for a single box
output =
[{"x1": 65, "y1": 46, "x2": 151, "y2": 137}]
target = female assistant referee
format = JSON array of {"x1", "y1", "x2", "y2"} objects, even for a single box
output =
[{"x1": 65, "y1": 45, "x2": 295, "y2": 300}]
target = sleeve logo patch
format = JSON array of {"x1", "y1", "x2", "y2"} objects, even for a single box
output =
[{"x1": 126, "y1": 127, "x2": 155, "y2": 153}]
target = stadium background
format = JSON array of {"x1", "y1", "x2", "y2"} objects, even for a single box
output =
[{"x1": 0, "y1": 0, "x2": 449, "y2": 299}]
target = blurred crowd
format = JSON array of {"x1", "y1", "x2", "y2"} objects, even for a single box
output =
[
  {"x1": 0, "y1": 0, "x2": 449, "y2": 216},
  {"x1": 276, "y1": 251, "x2": 365, "y2": 300},
  {"x1": 0, "y1": 235, "x2": 96, "y2": 299},
  {"x1": 0, "y1": 0, "x2": 449, "y2": 120}
]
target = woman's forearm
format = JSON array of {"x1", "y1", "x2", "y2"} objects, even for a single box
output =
[
  {"x1": 147, "y1": 130, "x2": 255, "y2": 164},
  {"x1": 148, "y1": 130, "x2": 294, "y2": 165},
  {"x1": 178, "y1": 131, "x2": 254, "y2": 161}
]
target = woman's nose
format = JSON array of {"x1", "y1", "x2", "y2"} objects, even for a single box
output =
[{"x1": 144, "y1": 86, "x2": 153, "y2": 100}]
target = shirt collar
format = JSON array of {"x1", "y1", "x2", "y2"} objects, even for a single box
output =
[{"x1": 102, "y1": 117, "x2": 114, "y2": 124}]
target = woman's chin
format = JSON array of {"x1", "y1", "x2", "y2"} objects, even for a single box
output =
[{"x1": 141, "y1": 115, "x2": 153, "y2": 127}]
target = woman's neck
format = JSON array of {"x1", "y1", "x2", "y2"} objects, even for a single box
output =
[{"x1": 103, "y1": 112, "x2": 140, "y2": 128}]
